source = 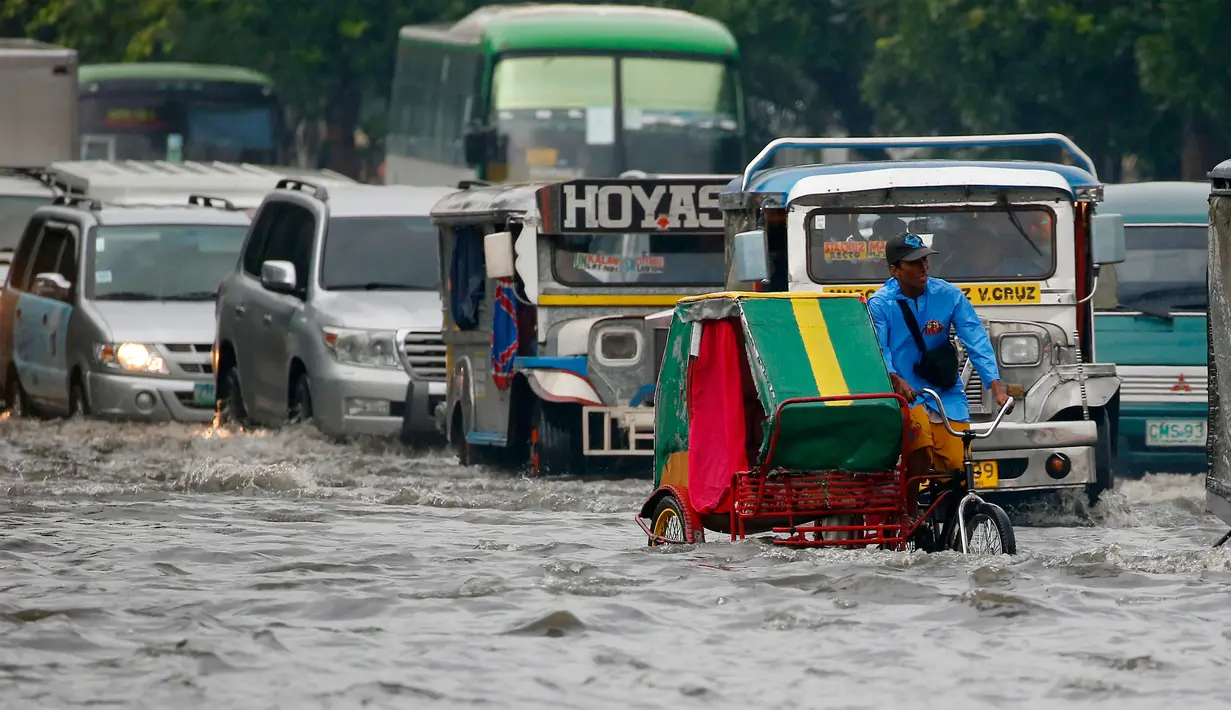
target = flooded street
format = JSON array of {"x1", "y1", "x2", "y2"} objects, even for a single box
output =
[{"x1": 2, "y1": 417, "x2": 1230, "y2": 709}]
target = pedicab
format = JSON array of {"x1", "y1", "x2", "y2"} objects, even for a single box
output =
[{"x1": 635, "y1": 291, "x2": 1018, "y2": 554}]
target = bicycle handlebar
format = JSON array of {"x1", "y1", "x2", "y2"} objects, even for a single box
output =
[{"x1": 914, "y1": 388, "x2": 1014, "y2": 440}]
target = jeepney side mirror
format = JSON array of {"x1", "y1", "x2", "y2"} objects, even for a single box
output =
[
  {"x1": 463, "y1": 125, "x2": 494, "y2": 167},
  {"x1": 1091, "y1": 213, "x2": 1126, "y2": 266},
  {"x1": 733, "y1": 229, "x2": 770, "y2": 282},
  {"x1": 484, "y1": 230, "x2": 515, "y2": 279}
]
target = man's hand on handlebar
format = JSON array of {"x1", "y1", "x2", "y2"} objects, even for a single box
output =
[
  {"x1": 889, "y1": 373, "x2": 914, "y2": 403},
  {"x1": 989, "y1": 380, "x2": 1014, "y2": 413}
]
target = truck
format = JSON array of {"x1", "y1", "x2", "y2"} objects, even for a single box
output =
[{"x1": 0, "y1": 39, "x2": 78, "y2": 280}]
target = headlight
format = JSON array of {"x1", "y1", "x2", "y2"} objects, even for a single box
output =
[
  {"x1": 999, "y1": 334, "x2": 1042, "y2": 366},
  {"x1": 322, "y1": 326, "x2": 400, "y2": 369},
  {"x1": 595, "y1": 327, "x2": 642, "y2": 366},
  {"x1": 95, "y1": 342, "x2": 169, "y2": 375}
]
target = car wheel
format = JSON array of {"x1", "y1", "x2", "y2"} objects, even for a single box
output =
[{"x1": 289, "y1": 373, "x2": 313, "y2": 424}]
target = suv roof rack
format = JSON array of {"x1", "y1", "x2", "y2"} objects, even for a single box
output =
[
  {"x1": 458, "y1": 179, "x2": 490, "y2": 190},
  {"x1": 187, "y1": 194, "x2": 238, "y2": 211},
  {"x1": 51, "y1": 193, "x2": 102, "y2": 211},
  {"x1": 275, "y1": 177, "x2": 328, "y2": 201}
]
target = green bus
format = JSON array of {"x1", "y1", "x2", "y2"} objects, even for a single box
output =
[
  {"x1": 385, "y1": 3, "x2": 747, "y2": 186},
  {"x1": 78, "y1": 62, "x2": 289, "y2": 165}
]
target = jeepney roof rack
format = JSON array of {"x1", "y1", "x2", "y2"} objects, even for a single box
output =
[
  {"x1": 52, "y1": 193, "x2": 102, "y2": 211},
  {"x1": 737, "y1": 133, "x2": 1100, "y2": 192},
  {"x1": 187, "y1": 194, "x2": 238, "y2": 211},
  {"x1": 275, "y1": 177, "x2": 328, "y2": 201}
]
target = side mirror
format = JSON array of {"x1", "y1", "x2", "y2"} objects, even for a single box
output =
[
  {"x1": 484, "y1": 230, "x2": 515, "y2": 279},
  {"x1": 733, "y1": 229, "x2": 770, "y2": 282},
  {"x1": 32, "y1": 272, "x2": 71, "y2": 301},
  {"x1": 260, "y1": 260, "x2": 297, "y2": 294},
  {"x1": 1091, "y1": 213, "x2": 1126, "y2": 266},
  {"x1": 463, "y1": 126, "x2": 491, "y2": 167}
]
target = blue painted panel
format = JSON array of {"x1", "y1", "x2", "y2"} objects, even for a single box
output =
[
  {"x1": 14, "y1": 292, "x2": 71, "y2": 402},
  {"x1": 514, "y1": 355, "x2": 588, "y2": 377}
]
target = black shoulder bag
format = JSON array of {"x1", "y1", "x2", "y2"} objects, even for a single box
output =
[{"x1": 896, "y1": 299, "x2": 959, "y2": 391}]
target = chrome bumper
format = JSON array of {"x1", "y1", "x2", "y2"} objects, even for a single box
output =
[
  {"x1": 582, "y1": 405, "x2": 655, "y2": 456},
  {"x1": 969, "y1": 419, "x2": 1098, "y2": 490},
  {"x1": 85, "y1": 371, "x2": 215, "y2": 423}
]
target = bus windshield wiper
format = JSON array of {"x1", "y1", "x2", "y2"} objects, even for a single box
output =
[{"x1": 162, "y1": 291, "x2": 219, "y2": 301}]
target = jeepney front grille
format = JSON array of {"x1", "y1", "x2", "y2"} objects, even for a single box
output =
[
  {"x1": 402, "y1": 331, "x2": 446, "y2": 381},
  {"x1": 958, "y1": 352, "x2": 986, "y2": 414}
]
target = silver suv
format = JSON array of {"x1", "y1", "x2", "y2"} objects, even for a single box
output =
[
  {"x1": 0, "y1": 193, "x2": 250, "y2": 420},
  {"x1": 213, "y1": 179, "x2": 455, "y2": 439}
]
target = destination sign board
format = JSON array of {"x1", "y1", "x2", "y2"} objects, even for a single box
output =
[{"x1": 539, "y1": 177, "x2": 732, "y2": 234}]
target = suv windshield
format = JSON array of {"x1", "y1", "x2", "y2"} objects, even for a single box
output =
[
  {"x1": 550, "y1": 232, "x2": 725, "y2": 286},
  {"x1": 1100, "y1": 225, "x2": 1207, "y2": 313},
  {"x1": 88, "y1": 224, "x2": 247, "y2": 300},
  {"x1": 320, "y1": 216, "x2": 438, "y2": 290},
  {"x1": 807, "y1": 207, "x2": 1056, "y2": 282}
]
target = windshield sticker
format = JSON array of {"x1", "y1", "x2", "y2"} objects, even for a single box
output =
[
  {"x1": 95, "y1": 270, "x2": 112, "y2": 284},
  {"x1": 822, "y1": 282, "x2": 1043, "y2": 305},
  {"x1": 585, "y1": 106, "x2": 615, "y2": 145},
  {"x1": 823, "y1": 240, "x2": 887, "y2": 262},
  {"x1": 572, "y1": 253, "x2": 665, "y2": 274},
  {"x1": 96, "y1": 238, "x2": 104, "y2": 252}
]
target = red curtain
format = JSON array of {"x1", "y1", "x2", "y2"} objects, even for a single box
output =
[{"x1": 687, "y1": 318, "x2": 749, "y2": 513}]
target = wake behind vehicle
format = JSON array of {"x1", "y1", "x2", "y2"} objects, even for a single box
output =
[
  {"x1": 0, "y1": 194, "x2": 251, "y2": 421},
  {"x1": 719, "y1": 133, "x2": 1127, "y2": 509},
  {"x1": 428, "y1": 174, "x2": 730, "y2": 473},
  {"x1": 1093, "y1": 182, "x2": 1210, "y2": 476},
  {"x1": 636, "y1": 291, "x2": 1016, "y2": 553}
]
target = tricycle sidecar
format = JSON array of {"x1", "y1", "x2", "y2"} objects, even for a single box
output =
[{"x1": 635, "y1": 291, "x2": 1016, "y2": 554}]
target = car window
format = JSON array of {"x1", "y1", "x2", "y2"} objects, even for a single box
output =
[
  {"x1": 26, "y1": 223, "x2": 72, "y2": 289},
  {"x1": 259, "y1": 202, "x2": 315, "y2": 298},
  {"x1": 7, "y1": 215, "x2": 45, "y2": 291},
  {"x1": 241, "y1": 202, "x2": 282, "y2": 276}
]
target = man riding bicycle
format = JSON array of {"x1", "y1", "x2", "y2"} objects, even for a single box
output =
[{"x1": 867, "y1": 231, "x2": 1012, "y2": 516}]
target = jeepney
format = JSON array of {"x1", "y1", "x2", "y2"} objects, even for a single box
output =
[
  {"x1": 1206, "y1": 160, "x2": 1231, "y2": 527},
  {"x1": 427, "y1": 175, "x2": 730, "y2": 474},
  {"x1": 717, "y1": 133, "x2": 1127, "y2": 507},
  {"x1": 1093, "y1": 182, "x2": 1210, "y2": 477}
]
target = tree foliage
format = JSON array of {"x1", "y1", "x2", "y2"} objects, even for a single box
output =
[{"x1": 4, "y1": 0, "x2": 1229, "y2": 179}]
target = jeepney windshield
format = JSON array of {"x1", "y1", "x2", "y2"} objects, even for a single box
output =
[
  {"x1": 806, "y1": 207, "x2": 1056, "y2": 282},
  {"x1": 549, "y1": 232, "x2": 725, "y2": 286},
  {"x1": 1100, "y1": 224, "x2": 1207, "y2": 313}
]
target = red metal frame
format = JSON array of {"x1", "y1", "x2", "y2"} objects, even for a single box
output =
[{"x1": 722, "y1": 392, "x2": 961, "y2": 549}]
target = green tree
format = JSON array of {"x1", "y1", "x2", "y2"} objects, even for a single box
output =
[{"x1": 860, "y1": 0, "x2": 1175, "y2": 181}]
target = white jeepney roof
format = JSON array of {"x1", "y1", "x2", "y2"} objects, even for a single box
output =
[
  {"x1": 45, "y1": 160, "x2": 359, "y2": 209},
  {"x1": 785, "y1": 165, "x2": 1075, "y2": 205}
]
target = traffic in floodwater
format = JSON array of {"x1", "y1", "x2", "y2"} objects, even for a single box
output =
[{"x1": 2, "y1": 416, "x2": 1230, "y2": 708}]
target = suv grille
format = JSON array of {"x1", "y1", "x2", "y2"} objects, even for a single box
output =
[
  {"x1": 402, "y1": 332, "x2": 446, "y2": 381},
  {"x1": 164, "y1": 343, "x2": 212, "y2": 353}
]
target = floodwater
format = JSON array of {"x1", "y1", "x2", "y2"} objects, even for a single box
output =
[{"x1": 2, "y1": 416, "x2": 1229, "y2": 709}]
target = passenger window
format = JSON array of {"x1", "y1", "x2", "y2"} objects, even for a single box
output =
[
  {"x1": 25, "y1": 225, "x2": 71, "y2": 288},
  {"x1": 242, "y1": 203, "x2": 284, "y2": 277},
  {"x1": 54, "y1": 227, "x2": 79, "y2": 290},
  {"x1": 260, "y1": 203, "x2": 315, "y2": 299},
  {"x1": 7, "y1": 216, "x2": 45, "y2": 291}
]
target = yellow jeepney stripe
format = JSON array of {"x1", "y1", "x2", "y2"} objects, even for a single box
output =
[
  {"x1": 790, "y1": 298, "x2": 851, "y2": 406},
  {"x1": 538, "y1": 294, "x2": 687, "y2": 307}
]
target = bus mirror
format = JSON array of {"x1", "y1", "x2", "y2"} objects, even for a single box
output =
[
  {"x1": 484, "y1": 230, "x2": 515, "y2": 279},
  {"x1": 1090, "y1": 213, "x2": 1126, "y2": 266},
  {"x1": 463, "y1": 127, "x2": 490, "y2": 167},
  {"x1": 733, "y1": 229, "x2": 770, "y2": 282}
]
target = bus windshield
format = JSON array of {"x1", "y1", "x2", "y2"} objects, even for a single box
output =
[
  {"x1": 79, "y1": 84, "x2": 283, "y2": 164},
  {"x1": 549, "y1": 232, "x2": 725, "y2": 286},
  {"x1": 807, "y1": 207, "x2": 1057, "y2": 283},
  {"x1": 490, "y1": 55, "x2": 742, "y2": 181},
  {"x1": 1101, "y1": 225, "x2": 1207, "y2": 313}
]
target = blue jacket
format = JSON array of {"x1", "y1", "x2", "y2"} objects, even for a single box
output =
[{"x1": 867, "y1": 277, "x2": 1001, "y2": 423}]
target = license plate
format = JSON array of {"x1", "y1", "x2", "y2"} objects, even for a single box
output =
[
  {"x1": 972, "y1": 460, "x2": 999, "y2": 489},
  {"x1": 192, "y1": 383, "x2": 216, "y2": 407},
  {"x1": 1146, "y1": 419, "x2": 1206, "y2": 447}
]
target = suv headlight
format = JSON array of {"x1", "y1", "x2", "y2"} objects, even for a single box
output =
[
  {"x1": 322, "y1": 327, "x2": 400, "y2": 369},
  {"x1": 999, "y1": 334, "x2": 1042, "y2": 366},
  {"x1": 94, "y1": 342, "x2": 169, "y2": 375}
]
